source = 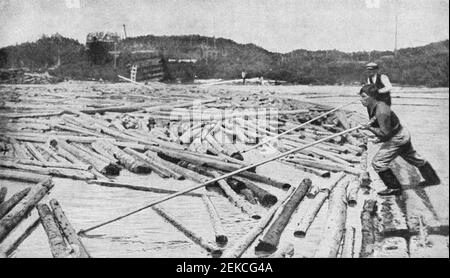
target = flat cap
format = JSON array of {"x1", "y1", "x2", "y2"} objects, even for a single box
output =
[{"x1": 365, "y1": 62, "x2": 379, "y2": 70}]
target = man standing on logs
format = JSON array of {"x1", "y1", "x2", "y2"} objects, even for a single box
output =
[
  {"x1": 365, "y1": 62, "x2": 393, "y2": 106},
  {"x1": 359, "y1": 84, "x2": 440, "y2": 196}
]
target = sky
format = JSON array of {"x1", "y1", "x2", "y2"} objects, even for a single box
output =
[{"x1": 0, "y1": 0, "x2": 448, "y2": 53}]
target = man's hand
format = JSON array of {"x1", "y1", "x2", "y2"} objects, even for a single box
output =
[{"x1": 368, "y1": 138, "x2": 381, "y2": 144}]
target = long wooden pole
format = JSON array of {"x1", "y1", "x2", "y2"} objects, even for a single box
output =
[
  {"x1": 240, "y1": 99, "x2": 359, "y2": 154},
  {"x1": 78, "y1": 120, "x2": 371, "y2": 237}
]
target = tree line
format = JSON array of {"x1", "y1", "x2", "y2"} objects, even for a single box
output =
[{"x1": 0, "y1": 34, "x2": 448, "y2": 87}]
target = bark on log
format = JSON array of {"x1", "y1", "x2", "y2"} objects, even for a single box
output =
[
  {"x1": 0, "y1": 178, "x2": 54, "y2": 242},
  {"x1": 0, "y1": 187, "x2": 7, "y2": 205},
  {"x1": 202, "y1": 195, "x2": 228, "y2": 245},
  {"x1": 152, "y1": 206, "x2": 222, "y2": 257},
  {"x1": 146, "y1": 145, "x2": 242, "y2": 173},
  {"x1": 123, "y1": 148, "x2": 175, "y2": 179},
  {"x1": 377, "y1": 196, "x2": 408, "y2": 237},
  {"x1": 49, "y1": 199, "x2": 90, "y2": 258},
  {"x1": 0, "y1": 168, "x2": 50, "y2": 183},
  {"x1": 281, "y1": 160, "x2": 331, "y2": 177},
  {"x1": 72, "y1": 142, "x2": 117, "y2": 165},
  {"x1": 221, "y1": 187, "x2": 295, "y2": 258},
  {"x1": 4, "y1": 158, "x2": 91, "y2": 171},
  {"x1": 314, "y1": 176, "x2": 349, "y2": 258},
  {"x1": 346, "y1": 177, "x2": 360, "y2": 207},
  {"x1": 53, "y1": 139, "x2": 120, "y2": 175},
  {"x1": 294, "y1": 174, "x2": 347, "y2": 239},
  {"x1": 37, "y1": 203, "x2": 71, "y2": 258},
  {"x1": 24, "y1": 142, "x2": 47, "y2": 162},
  {"x1": 255, "y1": 178, "x2": 311, "y2": 254},
  {"x1": 358, "y1": 142, "x2": 371, "y2": 189},
  {"x1": 210, "y1": 170, "x2": 262, "y2": 219},
  {"x1": 147, "y1": 145, "x2": 291, "y2": 190},
  {"x1": 229, "y1": 176, "x2": 278, "y2": 207},
  {"x1": 341, "y1": 226, "x2": 356, "y2": 258},
  {"x1": 0, "y1": 187, "x2": 31, "y2": 219},
  {"x1": 0, "y1": 160, "x2": 95, "y2": 180},
  {"x1": 0, "y1": 214, "x2": 40, "y2": 257},
  {"x1": 283, "y1": 157, "x2": 363, "y2": 175},
  {"x1": 359, "y1": 199, "x2": 378, "y2": 258},
  {"x1": 91, "y1": 140, "x2": 152, "y2": 173}
]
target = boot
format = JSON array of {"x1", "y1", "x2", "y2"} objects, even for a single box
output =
[
  {"x1": 418, "y1": 162, "x2": 440, "y2": 187},
  {"x1": 377, "y1": 169, "x2": 402, "y2": 196}
]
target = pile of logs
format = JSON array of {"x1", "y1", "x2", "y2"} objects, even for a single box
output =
[
  {"x1": 0, "y1": 69, "x2": 60, "y2": 84},
  {"x1": 0, "y1": 180, "x2": 90, "y2": 258},
  {"x1": 2, "y1": 82, "x2": 442, "y2": 258}
]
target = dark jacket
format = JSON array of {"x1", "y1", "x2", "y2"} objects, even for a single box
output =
[{"x1": 367, "y1": 101, "x2": 401, "y2": 141}]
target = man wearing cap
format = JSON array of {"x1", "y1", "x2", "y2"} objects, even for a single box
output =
[
  {"x1": 365, "y1": 62, "x2": 393, "y2": 105},
  {"x1": 359, "y1": 84, "x2": 440, "y2": 196}
]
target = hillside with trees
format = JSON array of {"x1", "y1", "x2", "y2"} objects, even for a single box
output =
[{"x1": 0, "y1": 34, "x2": 448, "y2": 87}]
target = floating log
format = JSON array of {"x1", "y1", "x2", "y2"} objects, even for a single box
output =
[
  {"x1": 283, "y1": 157, "x2": 363, "y2": 176},
  {"x1": 221, "y1": 187, "x2": 295, "y2": 258},
  {"x1": 49, "y1": 199, "x2": 90, "y2": 258},
  {"x1": 49, "y1": 142, "x2": 91, "y2": 168},
  {"x1": 0, "y1": 178, "x2": 54, "y2": 242},
  {"x1": 87, "y1": 180, "x2": 209, "y2": 197},
  {"x1": 146, "y1": 145, "x2": 242, "y2": 173},
  {"x1": 4, "y1": 158, "x2": 91, "y2": 171},
  {"x1": 53, "y1": 139, "x2": 119, "y2": 175},
  {"x1": 0, "y1": 214, "x2": 40, "y2": 257},
  {"x1": 377, "y1": 196, "x2": 408, "y2": 237},
  {"x1": 24, "y1": 142, "x2": 47, "y2": 162},
  {"x1": 0, "y1": 168, "x2": 50, "y2": 183},
  {"x1": 359, "y1": 199, "x2": 378, "y2": 258},
  {"x1": 314, "y1": 176, "x2": 349, "y2": 258},
  {"x1": 0, "y1": 187, "x2": 31, "y2": 219},
  {"x1": 255, "y1": 178, "x2": 311, "y2": 254},
  {"x1": 152, "y1": 206, "x2": 222, "y2": 257},
  {"x1": 123, "y1": 148, "x2": 176, "y2": 178},
  {"x1": 148, "y1": 145, "x2": 291, "y2": 190},
  {"x1": 0, "y1": 160, "x2": 95, "y2": 180},
  {"x1": 346, "y1": 177, "x2": 360, "y2": 207},
  {"x1": 0, "y1": 187, "x2": 6, "y2": 204},
  {"x1": 229, "y1": 176, "x2": 278, "y2": 207},
  {"x1": 11, "y1": 140, "x2": 32, "y2": 159},
  {"x1": 72, "y1": 142, "x2": 118, "y2": 165},
  {"x1": 210, "y1": 170, "x2": 262, "y2": 219},
  {"x1": 294, "y1": 174, "x2": 347, "y2": 239},
  {"x1": 91, "y1": 140, "x2": 152, "y2": 173},
  {"x1": 202, "y1": 195, "x2": 228, "y2": 246},
  {"x1": 341, "y1": 226, "x2": 356, "y2": 258},
  {"x1": 37, "y1": 203, "x2": 72, "y2": 258},
  {"x1": 358, "y1": 141, "x2": 371, "y2": 189},
  {"x1": 281, "y1": 160, "x2": 331, "y2": 177}
]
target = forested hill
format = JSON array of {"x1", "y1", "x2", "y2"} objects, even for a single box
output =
[{"x1": 0, "y1": 34, "x2": 448, "y2": 87}]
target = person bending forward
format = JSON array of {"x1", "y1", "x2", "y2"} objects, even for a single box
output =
[{"x1": 359, "y1": 84, "x2": 440, "y2": 196}]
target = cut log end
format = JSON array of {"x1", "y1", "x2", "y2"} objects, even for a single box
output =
[
  {"x1": 215, "y1": 235, "x2": 229, "y2": 246},
  {"x1": 293, "y1": 230, "x2": 306, "y2": 238},
  {"x1": 211, "y1": 249, "x2": 223, "y2": 258},
  {"x1": 281, "y1": 183, "x2": 291, "y2": 191},
  {"x1": 231, "y1": 152, "x2": 244, "y2": 161},
  {"x1": 261, "y1": 195, "x2": 278, "y2": 207},
  {"x1": 254, "y1": 240, "x2": 277, "y2": 254},
  {"x1": 251, "y1": 214, "x2": 262, "y2": 220}
]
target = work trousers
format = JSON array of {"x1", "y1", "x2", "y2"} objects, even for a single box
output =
[{"x1": 372, "y1": 126, "x2": 427, "y2": 173}]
